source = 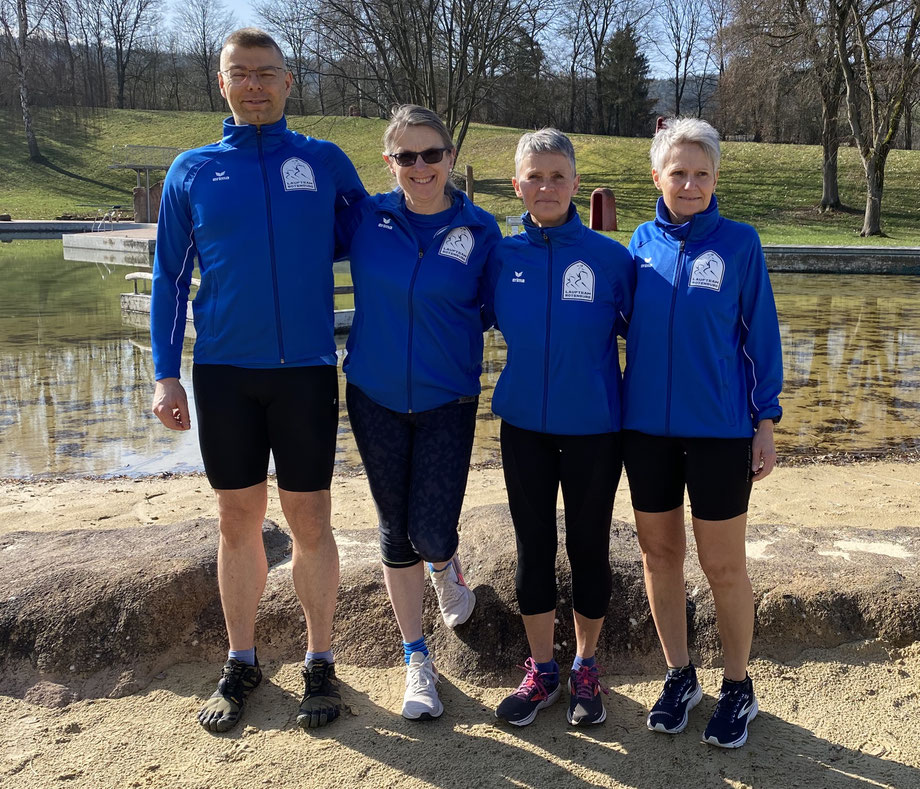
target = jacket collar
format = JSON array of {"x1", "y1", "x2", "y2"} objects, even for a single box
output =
[
  {"x1": 221, "y1": 115, "x2": 289, "y2": 150},
  {"x1": 521, "y1": 203, "x2": 586, "y2": 245},
  {"x1": 654, "y1": 194, "x2": 721, "y2": 241},
  {"x1": 377, "y1": 189, "x2": 487, "y2": 229}
]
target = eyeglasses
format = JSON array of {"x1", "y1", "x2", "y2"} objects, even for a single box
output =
[
  {"x1": 221, "y1": 66, "x2": 285, "y2": 85},
  {"x1": 386, "y1": 148, "x2": 451, "y2": 167}
]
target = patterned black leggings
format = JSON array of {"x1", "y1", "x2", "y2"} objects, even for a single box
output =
[{"x1": 346, "y1": 382, "x2": 478, "y2": 567}]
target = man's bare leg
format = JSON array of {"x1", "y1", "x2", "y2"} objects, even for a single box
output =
[
  {"x1": 279, "y1": 488, "x2": 339, "y2": 652},
  {"x1": 279, "y1": 487, "x2": 342, "y2": 729},
  {"x1": 198, "y1": 481, "x2": 269, "y2": 732},
  {"x1": 215, "y1": 482, "x2": 270, "y2": 650}
]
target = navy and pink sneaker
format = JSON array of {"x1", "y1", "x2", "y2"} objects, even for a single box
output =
[
  {"x1": 495, "y1": 658, "x2": 561, "y2": 726},
  {"x1": 568, "y1": 663, "x2": 608, "y2": 725}
]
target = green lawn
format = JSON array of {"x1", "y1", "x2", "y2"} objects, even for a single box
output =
[{"x1": 2, "y1": 107, "x2": 919, "y2": 246}]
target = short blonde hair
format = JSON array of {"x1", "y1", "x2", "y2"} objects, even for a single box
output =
[{"x1": 650, "y1": 117, "x2": 721, "y2": 174}]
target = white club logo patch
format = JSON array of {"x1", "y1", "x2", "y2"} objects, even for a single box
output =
[
  {"x1": 562, "y1": 261, "x2": 595, "y2": 302},
  {"x1": 439, "y1": 226, "x2": 474, "y2": 264},
  {"x1": 281, "y1": 157, "x2": 317, "y2": 191},
  {"x1": 689, "y1": 250, "x2": 725, "y2": 291}
]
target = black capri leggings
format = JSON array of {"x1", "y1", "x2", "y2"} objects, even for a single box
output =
[{"x1": 500, "y1": 420, "x2": 623, "y2": 619}]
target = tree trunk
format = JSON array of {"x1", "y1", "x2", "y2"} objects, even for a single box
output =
[
  {"x1": 11, "y1": 0, "x2": 41, "y2": 160},
  {"x1": 819, "y1": 106, "x2": 841, "y2": 211},
  {"x1": 19, "y1": 72, "x2": 41, "y2": 160},
  {"x1": 860, "y1": 152, "x2": 886, "y2": 236},
  {"x1": 906, "y1": 103, "x2": 914, "y2": 150}
]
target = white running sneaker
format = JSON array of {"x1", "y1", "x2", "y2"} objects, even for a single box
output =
[
  {"x1": 429, "y1": 555, "x2": 476, "y2": 628},
  {"x1": 402, "y1": 651, "x2": 443, "y2": 720}
]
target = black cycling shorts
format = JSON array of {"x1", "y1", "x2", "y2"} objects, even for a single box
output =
[
  {"x1": 622, "y1": 430, "x2": 753, "y2": 521},
  {"x1": 192, "y1": 363, "x2": 338, "y2": 492}
]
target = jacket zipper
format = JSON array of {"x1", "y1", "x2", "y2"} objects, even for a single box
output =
[
  {"x1": 257, "y1": 127, "x2": 286, "y2": 363},
  {"x1": 542, "y1": 231, "x2": 553, "y2": 432},
  {"x1": 665, "y1": 237, "x2": 686, "y2": 435},
  {"x1": 406, "y1": 246, "x2": 424, "y2": 413}
]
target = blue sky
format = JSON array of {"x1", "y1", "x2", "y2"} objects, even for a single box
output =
[{"x1": 222, "y1": 0, "x2": 257, "y2": 28}]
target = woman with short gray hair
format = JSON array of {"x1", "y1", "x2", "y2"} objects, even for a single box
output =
[
  {"x1": 489, "y1": 128, "x2": 634, "y2": 728},
  {"x1": 622, "y1": 116, "x2": 783, "y2": 748}
]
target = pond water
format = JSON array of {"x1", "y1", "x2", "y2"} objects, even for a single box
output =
[{"x1": 2, "y1": 240, "x2": 919, "y2": 478}]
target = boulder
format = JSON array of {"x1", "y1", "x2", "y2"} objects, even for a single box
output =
[{"x1": 2, "y1": 505, "x2": 919, "y2": 702}]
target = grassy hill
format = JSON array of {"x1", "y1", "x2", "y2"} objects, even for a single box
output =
[{"x1": 2, "y1": 107, "x2": 920, "y2": 246}]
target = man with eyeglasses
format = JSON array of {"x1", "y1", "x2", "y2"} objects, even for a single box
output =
[{"x1": 150, "y1": 27, "x2": 366, "y2": 733}]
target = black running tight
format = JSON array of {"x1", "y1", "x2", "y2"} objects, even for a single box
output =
[{"x1": 500, "y1": 421, "x2": 622, "y2": 619}]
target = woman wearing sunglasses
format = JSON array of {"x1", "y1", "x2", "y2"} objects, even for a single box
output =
[{"x1": 338, "y1": 104, "x2": 501, "y2": 720}]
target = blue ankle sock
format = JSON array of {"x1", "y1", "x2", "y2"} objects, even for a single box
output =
[
  {"x1": 572, "y1": 655, "x2": 596, "y2": 672},
  {"x1": 228, "y1": 648, "x2": 256, "y2": 666},
  {"x1": 306, "y1": 650, "x2": 334, "y2": 666},
  {"x1": 428, "y1": 562, "x2": 449, "y2": 573},
  {"x1": 403, "y1": 636, "x2": 429, "y2": 664},
  {"x1": 535, "y1": 659, "x2": 559, "y2": 687}
]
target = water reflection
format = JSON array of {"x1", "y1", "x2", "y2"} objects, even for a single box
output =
[{"x1": 1, "y1": 241, "x2": 918, "y2": 478}]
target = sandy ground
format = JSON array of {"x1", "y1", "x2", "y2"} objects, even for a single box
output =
[{"x1": 2, "y1": 462, "x2": 920, "y2": 788}]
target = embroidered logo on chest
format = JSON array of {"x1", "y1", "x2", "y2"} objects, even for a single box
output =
[
  {"x1": 439, "y1": 226, "x2": 474, "y2": 264},
  {"x1": 281, "y1": 157, "x2": 317, "y2": 191},
  {"x1": 689, "y1": 251, "x2": 725, "y2": 291},
  {"x1": 562, "y1": 261, "x2": 595, "y2": 302}
]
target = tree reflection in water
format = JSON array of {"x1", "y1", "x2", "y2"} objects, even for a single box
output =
[{"x1": 2, "y1": 242, "x2": 918, "y2": 477}]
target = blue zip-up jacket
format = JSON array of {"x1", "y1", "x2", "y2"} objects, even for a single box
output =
[
  {"x1": 623, "y1": 195, "x2": 783, "y2": 438},
  {"x1": 151, "y1": 116, "x2": 366, "y2": 380},
  {"x1": 490, "y1": 206, "x2": 635, "y2": 435},
  {"x1": 341, "y1": 190, "x2": 502, "y2": 413}
]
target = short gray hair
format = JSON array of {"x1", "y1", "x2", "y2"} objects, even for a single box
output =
[
  {"x1": 383, "y1": 104, "x2": 454, "y2": 155},
  {"x1": 515, "y1": 128, "x2": 576, "y2": 176},
  {"x1": 650, "y1": 117, "x2": 721, "y2": 174}
]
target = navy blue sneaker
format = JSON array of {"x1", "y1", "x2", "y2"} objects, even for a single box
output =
[
  {"x1": 646, "y1": 663, "x2": 703, "y2": 734},
  {"x1": 703, "y1": 675, "x2": 758, "y2": 748}
]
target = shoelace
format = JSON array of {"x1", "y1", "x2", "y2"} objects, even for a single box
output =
[
  {"x1": 304, "y1": 663, "x2": 330, "y2": 694},
  {"x1": 656, "y1": 671, "x2": 693, "y2": 709},
  {"x1": 513, "y1": 657, "x2": 554, "y2": 700},
  {"x1": 407, "y1": 660, "x2": 434, "y2": 692},
  {"x1": 711, "y1": 685, "x2": 749, "y2": 720},
  {"x1": 219, "y1": 661, "x2": 250, "y2": 700},
  {"x1": 571, "y1": 665, "x2": 609, "y2": 700}
]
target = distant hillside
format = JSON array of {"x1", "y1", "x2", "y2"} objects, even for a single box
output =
[{"x1": 2, "y1": 107, "x2": 919, "y2": 245}]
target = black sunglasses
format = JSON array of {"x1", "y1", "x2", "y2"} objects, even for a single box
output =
[{"x1": 387, "y1": 147, "x2": 451, "y2": 167}]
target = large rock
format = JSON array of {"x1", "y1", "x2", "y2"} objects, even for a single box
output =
[
  {"x1": 2, "y1": 505, "x2": 919, "y2": 703},
  {"x1": 0, "y1": 519, "x2": 289, "y2": 699}
]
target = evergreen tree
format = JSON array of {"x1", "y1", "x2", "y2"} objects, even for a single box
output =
[{"x1": 601, "y1": 24, "x2": 655, "y2": 137}]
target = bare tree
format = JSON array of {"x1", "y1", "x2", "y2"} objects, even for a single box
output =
[
  {"x1": 178, "y1": 0, "x2": 234, "y2": 111},
  {"x1": 101, "y1": 0, "x2": 160, "y2": 108},
  {"x1": 256, "y1": 0, "x2": 319, "y2": 111},
  {"x1": 835, "y1": 0, "x2": 920, "y2": 235},
  {"x1": 655, "y1": 0, "x2": 707, "y2": 116},
  {"x1": 311, "y1": 0, "x2": 533, "y2": 153},
  {"x1": 577, "y1": 0, "x2": 644, "y2": 133},
  {"x1": 1, "y1": 0, "x2": 52, "y2": 159},
  {"x1": 736, "y1": 0, "x2": 847, "y2": 210}
]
